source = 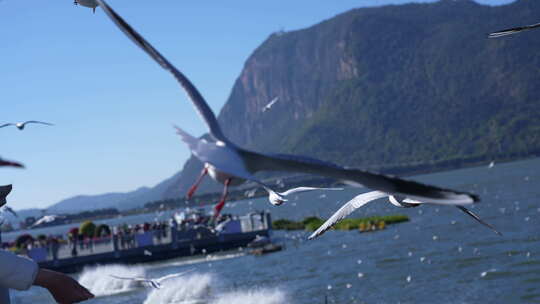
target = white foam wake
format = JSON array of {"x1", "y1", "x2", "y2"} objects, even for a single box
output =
[
  {"x1": 210, "y1": 289, "x2": 287, "y2": 304},
  {"x1": 78, "y1": 264, "x2": 145, "y2": 296},
  {"x1": 144, "y1": 271, "x2": 287, "y2": 304},
  {"x1": 161, "y1": 252, "x2": 246, "y2": 269}
]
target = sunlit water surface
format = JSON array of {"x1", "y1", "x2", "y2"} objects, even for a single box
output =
[{"x1": 9, "y1": 158, "x2": 540, "y2": 303}]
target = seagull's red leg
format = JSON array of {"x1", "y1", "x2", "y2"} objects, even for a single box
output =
[
  {"x1": 186, "y1": 167, "x2": 208, "y2": 199},
  {"x1": 213, "y1": 179, "x2": 231, "y2": 218}
]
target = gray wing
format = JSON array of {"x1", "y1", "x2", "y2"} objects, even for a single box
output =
[
  {"x1": 95, "y1": 0, "x2": 230, "y2": 144},
  {"x1": 308, "y1": 191, "x2": 388, "y2": 240},
  {"x1": 0, "y1": 123, "x2": 14, "y2": 128},
  {"x1": 239, "y1": 150, "x2": 479, "y2": 205},
  {"x1": 280, "y1": 187, "x2": 343, "y2": 196},
  {"x1": 489, "y1": 22, "x2": 540, "y2": 38},
  {"x1": 0, "y1": 185, "x2": 12, "y2": 208},
  {"x1": 23, "y1": 121, "x2": 54, "y2": 127},
  {"x1": 455, "y1": 206, "x2": 502, "y2": 236}
]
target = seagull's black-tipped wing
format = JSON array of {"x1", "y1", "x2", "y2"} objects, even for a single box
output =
[
  {"x1": 0, "y1": 158, "x2": 24, "y2": 168},
  {"x1": 0, "y1": 185, "x2": 13, "y2": 208},
  {"x1": 455, "y1": 205, "x2": 502, "y2": 236},
  {"x1": 489, "y1": 22, "x2": 540, "y2": 38},
  {"x1": 0, "y1": 123, "x2": 14, "y2": 129},
  {"x1": 239, "y1": 149, "x2": 479, "y2": 205},
  {"x1": 95, "y1": 0, "x2": 230, "y2": 145}
]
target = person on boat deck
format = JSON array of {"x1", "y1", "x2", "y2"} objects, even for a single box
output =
[{"x1": 0, "y1": 250, "x2": 94, "y2": 303}]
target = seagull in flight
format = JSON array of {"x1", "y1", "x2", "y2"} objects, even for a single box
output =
[
  {"x1": 2, "y1": 206, "x2": 18, "y2": 218},
  {"x1": 489, "y1": 22, "x2": 540, "y2": 38},
  {"x1": 0, "y1": 185, "x2": 13, "y2": 208},
  {"x1": 308, "y1": 191, "x2": 501, "y2": 240},
  {"x1": 262, "y1": 97, "x2": 279, "y2": 112},
  {"x1": 0, "y1": 121, "x2": 53, "y2": 130},
  {"x1": 74, "y1": 0, "x2": 98, "y2": 13},
  {"x1": 95, "y1": 0, "x2": 479, "y2": 209},
  {"x1": 110, "y1": 270, "x2": 193, "y2": 289},
  {"x1": 263, "y1": 186, "x2": 343, "y2": 206},
  {"x1": 0, "y1": 157, "x2": 24, "y2": 168},
  {"x1": 31, "y1": 215, "x2": 66, "y2": 228}
]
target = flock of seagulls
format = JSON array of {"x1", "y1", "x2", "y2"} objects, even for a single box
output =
[
  {"x1": 308, "y1": 190, "x2": 501, "y2": 240},
  {"x1": 1, "y1": 1, "x2": 533, "y2": 301},
  {"x1": 94, "y1": 0, "x2": 489, "y2": 236},
  {"x1": 0, "y1": 0, "x2": 522, "y2": 245}
]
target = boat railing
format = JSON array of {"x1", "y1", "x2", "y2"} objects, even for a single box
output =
[{"x1": 24, "y1": 211, "x2": 272, "y2": 263}]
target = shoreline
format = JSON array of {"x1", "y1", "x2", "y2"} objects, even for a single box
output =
[{"x1": 5, "y1": 154, "x2": 538, "y2": 235}]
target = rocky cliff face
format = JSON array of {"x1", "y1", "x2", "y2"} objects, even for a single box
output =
[{"x1": 163, "y1": 0, "x2": 540, "y2": 199}]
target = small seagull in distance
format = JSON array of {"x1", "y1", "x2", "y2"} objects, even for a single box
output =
[
  {"x1": 489, "y1": 22, "x2": 540, "y2": 38},
  {"x1": 0, "y1": 121, "x2": 53, "y2": 131},
  {"x1": 308, "y1": 191, "x2": 501, "y2": 240},
  {"x1": 110, "y1": 270, "x2": 194, "y2": 289},
  {"x1": 262, "y1": 97, "x2": 279, "y2": 112},
  {"x1": 31, "y1": 215, "x2": 66, "y2": 228},
  {"x1": 0, "y1": 185, "x2": 13, "y2": 208},
  {"x1": 2, "y1": 206, "x2": 18, "y2": 217},
  {"x1": 488, "y1": 161, "x2": 495, "y2": 169},
  {"x1": 0, "y1": 157, "x2": 24, "y2": 168},
  {"x1": 263, "y1": 186, "x2": 343, "y2": 206},
  {"x1": 74, "y1": 0, "x2": 98, "y2": 13}
]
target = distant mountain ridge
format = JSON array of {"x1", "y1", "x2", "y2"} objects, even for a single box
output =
[
  {"x1": 46, "y1": 171, "x2": 181, "y2": 213},
  {"x1": 42, "y1": 0, "x2": 540, "y2": 212}
]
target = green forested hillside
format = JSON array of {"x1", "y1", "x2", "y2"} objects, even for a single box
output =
[{"x1": 279, "y1": 0, "x2": 540, "y2": 171}]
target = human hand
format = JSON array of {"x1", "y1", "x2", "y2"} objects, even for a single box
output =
[{"x1": 34, "y1": 268, "x2": 94, "y2": 303}]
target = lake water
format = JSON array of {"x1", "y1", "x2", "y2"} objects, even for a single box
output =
[{"x1": 9, "y1": 157, "x2": 540, "y2": 303}]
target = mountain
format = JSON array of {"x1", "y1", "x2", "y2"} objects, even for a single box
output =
[
  {"x1": 163, "y1": 0, "x2": 540, "y2": 198},
  {"x1": 46, "y1": 171, "x2": 181, "y2": 213}
]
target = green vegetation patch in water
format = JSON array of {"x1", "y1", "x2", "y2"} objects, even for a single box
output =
[{"x1": 272, "y1": 214, "x2": 409, "y2": 231}]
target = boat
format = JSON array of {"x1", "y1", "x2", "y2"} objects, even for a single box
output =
[{"x1": 24, "y1": 210, "x2": 273, "y2": 273}]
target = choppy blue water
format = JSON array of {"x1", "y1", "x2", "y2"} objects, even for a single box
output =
[{"x1": 9, "y1": 158, "x2": 540, "y2": 304}]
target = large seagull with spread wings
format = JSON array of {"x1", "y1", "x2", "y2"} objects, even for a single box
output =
[{"x1": 94, "y1": 0, "x2": 479, "y2": 211}]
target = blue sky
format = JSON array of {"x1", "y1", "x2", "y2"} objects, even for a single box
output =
[{"x1": 0, "y1": 0, "x2": 514, "y2": 210}]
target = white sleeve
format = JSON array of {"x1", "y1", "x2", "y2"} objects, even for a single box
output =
[{"x1": 0, "y1": 250, "x2": 38, "y2": 291}]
